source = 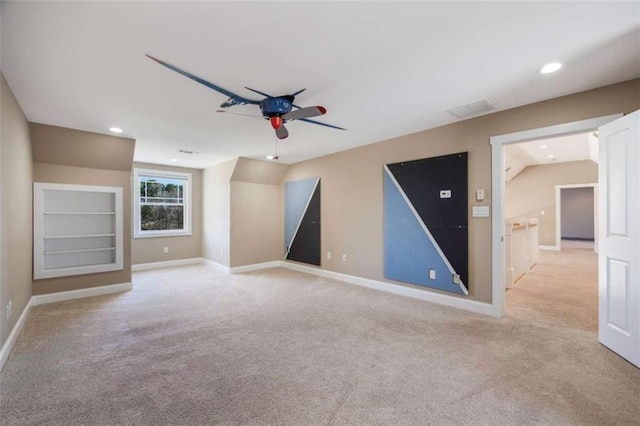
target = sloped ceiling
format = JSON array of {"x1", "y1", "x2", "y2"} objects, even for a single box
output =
[{"x1": 505, "y1": 132, "x2": 597, "y2": 181}]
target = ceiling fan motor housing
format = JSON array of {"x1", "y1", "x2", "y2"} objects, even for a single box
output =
[{"x1": 261, "y1": 97, "x2": 294, "y2": 129}]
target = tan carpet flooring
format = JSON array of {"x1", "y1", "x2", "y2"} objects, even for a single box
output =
[{"x1": 1, "y1": 250, "x2": 639, "y2": 425}]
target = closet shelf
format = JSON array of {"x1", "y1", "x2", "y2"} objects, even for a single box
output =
[
  {"x1": 45, "y1": 247, "x2": 116, "y2": 255},
  {"x1": 43, "y1": 211, "x2": 116, "y2": 215},
  {"x1": 44, "y1": 233, "x2": 116, "y2": 240}
]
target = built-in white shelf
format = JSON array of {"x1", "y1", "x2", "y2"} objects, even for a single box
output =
[
  {"x1": 34, "y1": 183, "x2": 123, "y2": 279},
  {"x1": 44, "y1": 233, "x2": 116, "y2": 239},
  {"x1": 45, "y1": 247, "x2": 116, "y2": 255},
  {"x1": 44, "y1": 211, "x2": 116, "y2": 215}
]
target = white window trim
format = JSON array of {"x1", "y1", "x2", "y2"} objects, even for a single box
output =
[{"x1": 134, "y1": 168, "x2": 192, "y2": 238}]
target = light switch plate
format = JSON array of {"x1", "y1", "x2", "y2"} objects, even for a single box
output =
[
  {"x1": 440, "y1": 190, "x2": 452, "y2": 199},
  {"x1": 476, "y1": 189, "x2": 484, "y2": 201},
  {"x1": 472, "y1": 206, "x2": 490, "y2": 218}
]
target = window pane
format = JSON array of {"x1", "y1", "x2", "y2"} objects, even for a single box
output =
[
  {"x1": 140, "y1": 205, "x2": 184, "y2": 231},
  {"x1": 140, "y1": 177, "x2": 184, "y2": 203}
]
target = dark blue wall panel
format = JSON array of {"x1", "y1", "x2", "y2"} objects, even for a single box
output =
[
  {"x1": 384, "y1": 153, "x2": 468, "y2": 294},
  {"x1": 284, "y1": 178, "x2": 321, "y2": 266}
]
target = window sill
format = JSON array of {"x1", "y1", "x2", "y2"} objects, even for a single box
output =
[{"x1": 134, "y1": 231, "x2": 192, "y2": 239}]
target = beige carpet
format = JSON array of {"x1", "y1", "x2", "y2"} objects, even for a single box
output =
[
  {"x1": 1, "y1": 252, "x2": 639, "y2": 425},
  {"x1": 507, "y1": 247, "x2": 598, "y2": 333}
]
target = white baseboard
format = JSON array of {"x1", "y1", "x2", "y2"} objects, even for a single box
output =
[
  {"x1": 539, "y1": 245, "x2": 560, "y2": 251},
  {"x1": 200, "y1": 258, "x2": 497, "y2": 317},
  {"x1": 0, "y1": 298, "x2": 33, "y2": 372},
  {"x1": 201, "y1": 258, "x2": 230, "y2": 273},
  {"x1": 132, "y1": 257, "x2": 203, "y2": 272},
  {"x1": 31, "y1": 282, "x2": 132, "y2": 306},
  {"x1": 230, "y1": 261, "x2": 281, "y2": 274},
  {"x1": 279, "y1": 261, "x2": 497, "y2": 317}
]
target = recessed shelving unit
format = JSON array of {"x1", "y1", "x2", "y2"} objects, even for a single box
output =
[{"x1": 34, "y1": 183, "x2": 123, "y2": 279}]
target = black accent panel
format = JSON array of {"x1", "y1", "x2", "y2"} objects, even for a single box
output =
[
  {"x1": 387, "y1": 152, "x2": 468, "y2": 286},
  {"x1": 287, "y1": 182, "x2": 321, "y2": 266}
]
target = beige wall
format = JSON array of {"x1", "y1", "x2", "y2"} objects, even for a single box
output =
[
  {"x1": 228, "y1": 157, "x2": 288, "y2": 267},
  {"x1": 1, "y1": 73, "x2": 33, "y2": 348},
  {"x1": 202, "y1": 158, "x2": 237, "y2": 266},
  {"x1": 202, "y1": 157, "x2": 287, "y2": 268},
  {"x1": 506, "y1": 160, "x2": 598, "y2": 246},
  {"x1": 32, "y1": 163, "x2": 132, "y2": 295},
  {"x1": 31, "y1": 123, "x2": 135, "y2": 171},
  {"x1": 282, "y1": 79, "x2": 640, "y2": 304},
  {"x1": 132, "y1": 162, "x2": 203, "y2": 265},
  {"x1": 230, "y1": 182, "x2": 282, "y2": 267},
  {"x1": 231, "y1": 157, "x2": 289, "y2": 185}
]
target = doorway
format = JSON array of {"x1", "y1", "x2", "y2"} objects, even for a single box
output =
[
  {"x1": 489, "y1": 114, "x2": 622, "y2": 318},
  {"x1": 501, "y1": 131, "x2": 600, "y2": 329},
  {"x1": 557, "y1": 184, "x2": 597, "y2": 252}
]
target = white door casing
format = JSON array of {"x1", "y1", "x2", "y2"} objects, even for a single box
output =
[
  {"x1": 490, "y1": 114, "x2": 621, "y2": 318},
  {"x1": 598, "y1": 110, "x2": 640, "y2": 368},
  {"x1": 555, "y1": 183, "x2": 598, "y2": 252}
]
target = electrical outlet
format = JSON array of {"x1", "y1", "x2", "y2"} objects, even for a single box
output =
[
  {"x1": 453, "y1": 274, "x2": 461, "y2": 284},
  {"x1": 342, "y1": 254, "x2": 347, "y2": 262},
  {"x1": 163, "y1": 247, "x2": 169, "y2": 254},
  {"x1": 429, "y1": 269, "x2": 436, "y2": 280},
  {"x1": 327, "y1": 251, "x2": 332, "y2": 260}
]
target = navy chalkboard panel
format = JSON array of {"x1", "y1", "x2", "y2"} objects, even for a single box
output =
[
  {"x1": 384, "y1": 153, "x2": 468, "y2": 294},
  {"x1": 285, "y1": 177, "x2": 321, "y2": 266}
]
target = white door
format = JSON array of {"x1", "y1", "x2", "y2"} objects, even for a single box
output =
[{"x1": 598, "y1": 110, "x2": 640, "y2": 368}]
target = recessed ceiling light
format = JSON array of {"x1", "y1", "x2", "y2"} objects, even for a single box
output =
[
  {"x1": 266, "y1": 155, "x2": 279, "y2": 160},
  {"x1": 540, "y1": 62, "x2": 562, "y2": 74},
  {"x1": 548, "y1": 154, "x2": 556, "y2": 159},
  {"x1": 540, "y1": 144, "x2": 548, "y2": 149},
  {"x1": 170, "y1": 159, "x2": 178, "y2": 162},
  {"x1": 109, "y1": 127, "x2": 123, "y2": 133}
]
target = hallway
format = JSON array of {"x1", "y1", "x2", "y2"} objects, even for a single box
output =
[{"x1": 506, "y1": 247, "x2": 598, "y2": 333}]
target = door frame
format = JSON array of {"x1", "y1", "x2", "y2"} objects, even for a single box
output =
[
  {"x1": 555, "y1": 183, "x2": 598, "y2": 252},
  {"x1": 489, "y1": 114, "x2": 621, "y2": 317}
]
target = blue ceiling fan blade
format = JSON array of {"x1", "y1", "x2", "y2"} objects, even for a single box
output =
[
  {"x1": 244, "y1": 87, "x2": 275, "y2": 98},
  {"x1": 297, "y1": 117, "x2": 346, "y2": 131},
  {"x1": 146, "y1": 54, "x2": 260, "y2": 106}
]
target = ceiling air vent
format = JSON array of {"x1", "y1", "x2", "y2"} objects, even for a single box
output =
[
  {"x1": 447, "y1": 99, "x2": 496, "y2": 119},
  {"x1": 179, "y1": 149, "x2": 199, "y2": 155}
]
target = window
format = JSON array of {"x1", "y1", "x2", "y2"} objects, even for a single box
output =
[{"x1": 134, "y1": 168, "x2": 192, "y2": 238}]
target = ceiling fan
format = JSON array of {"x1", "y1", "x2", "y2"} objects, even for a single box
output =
[{"x1": 146, "y1": 54, "x2": 345, "y2": 139}]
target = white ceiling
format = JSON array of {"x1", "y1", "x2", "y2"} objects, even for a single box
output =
[
  {"x1": 504, "y1": 132, "x2": 597, "y2": 181},
  {"x1": 2, "y1": 1, "x2": 639, "y2": 169}
]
